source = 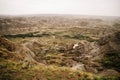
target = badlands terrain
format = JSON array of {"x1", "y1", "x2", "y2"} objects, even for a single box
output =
[{"x1": 0, "y1": 14, "x2": 120, "y2": 80}]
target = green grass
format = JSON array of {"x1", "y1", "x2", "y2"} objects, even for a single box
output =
[
  {"x1": 102, "y1": 50, "x2": 120, "y2": 72},
  {"x1": 63, "y1": 34, "x2": 95, "y2": 42},
  {"x1": 0, "y1": 57, "x2": 119, "y2": 80},
  {"x1": 2, "y1": 32, "x2": 51, "y2": 38}
]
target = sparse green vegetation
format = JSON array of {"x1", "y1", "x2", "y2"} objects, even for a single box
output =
[
  {"x1": 102, "y1": 50, "x2": 120, "y2": 72},
  {"x1": 2, "y1": 32, "x2": 51, "y2": 38},
  {"x1": 0, "y1": 15, "x2": 120, "y2": 80},
  {"x1": 113, "y1": 23, "x2": 120, "y2": 28},
  {"x1": 0, "y1": 58, "x2": 119, "y2": 80},
  {"x1": 63, "y1": 34, "x2": 95, "y2": 42}
]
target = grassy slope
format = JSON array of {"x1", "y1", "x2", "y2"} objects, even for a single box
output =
[
  {"x1": 1, "y1": 58, "x2": 120, "y2": 80},
  {"x1": 0, "y1": 44, "x2": 119, "y2": 80},
  {"x1": 1, "y1": 32, "x2": 120, "y2": 80}
]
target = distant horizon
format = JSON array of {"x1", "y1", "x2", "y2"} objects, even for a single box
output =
[
  {"x1": 0, "y1": 0, "x2": 120, "y2": 17},
  {"x1": 0, "y1": 13, "x2": 120, "y2": 18}
]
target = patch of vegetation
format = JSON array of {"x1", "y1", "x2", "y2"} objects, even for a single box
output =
[
  {"x1": 2, "y1": 32, "x2": 51, "y2": 38},
  {"x1": 0, "y1": 57, "x2": 119, "y2": 80},
  {"x1": 115, "y1": 31, "x2": 120, "y2": 41},
  {"x1": 113, "y1": 23, "x2": 120, "y2": 28},
  {"x1": 63, "y1": 34, "x2": 95, "y2": 42},
  {"x1": 0, "y1": 58, "x2": 17, "y2": 80},
  {"x1": 94, "y1": 76, "x2": 120, "y2": 80},
  {"x1": 102, "y1": 50, "x2": 120, "y2": 72}
]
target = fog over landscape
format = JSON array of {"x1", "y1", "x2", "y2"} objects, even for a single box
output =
[{"x1": 0, "y1": 0, "x2": 120, "y2": 16}]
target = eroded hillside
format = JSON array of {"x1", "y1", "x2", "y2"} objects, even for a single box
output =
[{"x1": 0, "y1": 15, "x2": 120, "y2": 80}]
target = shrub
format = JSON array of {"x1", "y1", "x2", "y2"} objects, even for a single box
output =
[
  {"x1": 63, "y1": 34, "x2": 95, "y2": 42},
  {"x1": 2, "y1": 32, "x2": 52, "y2": 38},
  {"x1": 0, "y1": 73, "x2": 13, "y2": 80},
  {"x1": 102, "y1": 50, "x2": 120, "y2": 71}
]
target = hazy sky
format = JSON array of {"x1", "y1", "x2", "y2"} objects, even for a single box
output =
[{"x1": 0, "y1": 0, "x2": 120, "y2": 16}]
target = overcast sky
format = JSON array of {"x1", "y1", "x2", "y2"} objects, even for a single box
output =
[{"x1": 0, "y1": 0, "x2": 120, "y2": 16}]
